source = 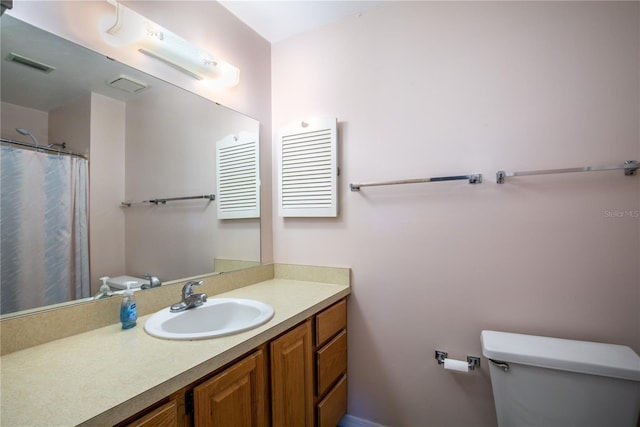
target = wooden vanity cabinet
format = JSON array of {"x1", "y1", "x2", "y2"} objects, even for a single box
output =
[{"x1": 119, "y1": 298, "x2": 347, "y2": 427}]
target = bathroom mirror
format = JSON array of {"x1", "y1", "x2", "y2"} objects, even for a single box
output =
[{"x1": 0, "y1": 15, "x2": 260, "y2": 316}]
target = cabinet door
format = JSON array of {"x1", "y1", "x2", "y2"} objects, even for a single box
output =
[
  {"x1": 193, "y1": 349, "x2": 267, "y2": 427},
  {"x1": 125, "y1": 399, "x2": 178, "y2": 427},
  {"x1": 271, "y1": 319, "x2": 314, "y2": 427}
]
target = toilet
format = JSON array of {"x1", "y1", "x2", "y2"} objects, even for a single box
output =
[
  {"x1": 481, "y1": 330, "x2": 640, "y2": 426},
  {"x1": 106, "y1": 275, "x2": 148, "y2": 292}
]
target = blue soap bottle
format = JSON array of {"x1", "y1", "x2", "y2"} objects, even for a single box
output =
[{"x1": 120, "y1": 282, "x2": 137, "y2": 329}]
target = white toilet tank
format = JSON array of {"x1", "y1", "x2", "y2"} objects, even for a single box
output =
[
  {"x1": 106, "y1": 275, "x2": 148, "y2": 291},
  {"x1": 481, "y1": 330, "x2": 640, "y2": 427}
]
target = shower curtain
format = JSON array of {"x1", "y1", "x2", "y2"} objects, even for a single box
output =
[{"x1": 1, "y1": 146, "x2": 90, "y2": 314}]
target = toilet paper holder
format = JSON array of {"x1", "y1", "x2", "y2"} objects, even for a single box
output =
[{"x1": 435, "y1": 350, "x2": 481, "y2": 370}]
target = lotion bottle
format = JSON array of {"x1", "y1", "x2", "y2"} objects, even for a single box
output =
[
  {"x1": 94, "y1": 276, "x2": 112, "y2": 300},
  {"x1": 120, "y1": 282, "x2": 137, "y2": 329}
]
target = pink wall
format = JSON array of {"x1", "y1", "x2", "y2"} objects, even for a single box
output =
[
  {"x1": 49, "y1": 94, "x2": 91, "y2": 156},
  {"x1": 1, "y1": 102, "x2": 48, "y2": 143},
  {"x1": 271, "y1": 2, "x2": 640, "y2": 426},
  {"x1": 89, "y1": 93, "x2": 126, "y2": 291}
]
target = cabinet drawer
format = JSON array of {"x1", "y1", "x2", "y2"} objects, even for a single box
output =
[
  {"x1": 317, "y1": 375, "x2": 347, "y2": 427},
  {"x1": 315, "y1": 299, "x2": 346, "y2": 347},
  {"x1": 317, "y1": 330, "x2": 347, "y2": 397}
]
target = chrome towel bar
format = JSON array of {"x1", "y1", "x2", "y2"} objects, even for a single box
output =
[
  {"x1": 350, "y1": 173, "x2": 482, "y2": 192},
  {"x1": 122, "y1": 194, "x2": 215, "y2": 207},
  {"x1": 497, "y1": 160, "x2": 639, "y2": 184}
]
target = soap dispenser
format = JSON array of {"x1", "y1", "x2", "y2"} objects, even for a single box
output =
[
  {"x1": 120, "y1": 282, "x2": 138, "y2": 329},
  {"x1": 94, "y1": 276, "x2": 112, "y2": 300}
]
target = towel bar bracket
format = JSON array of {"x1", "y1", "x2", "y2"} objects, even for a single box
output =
[{"x1": 624, "y1": 160, "x2": 639, "y2": 176}]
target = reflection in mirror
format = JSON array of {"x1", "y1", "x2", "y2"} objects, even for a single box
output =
[{"x1": 0, "y1": 15, "x2": 260, "y2": 316}]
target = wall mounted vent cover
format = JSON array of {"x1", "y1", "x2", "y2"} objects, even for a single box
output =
[
  {"x1": 5, "y1": 52, "x2": 55, "y2": 73},
  {"x1": 216, "y1": 133, "x2": 260, "y2": 219},
  {"x1": 107, "y1": 76, "x2": 147, "y2": 93},
  {"x1": 277, "y1": 117, "x2": 338, "y2": 217}
]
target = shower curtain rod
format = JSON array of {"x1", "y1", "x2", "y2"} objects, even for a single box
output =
[{"x1": 1, "y1": 137, "x2": 87, "y2": 159}]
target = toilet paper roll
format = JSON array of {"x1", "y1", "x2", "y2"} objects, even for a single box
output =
[{"x1": 444, "y1": 358, "x2": 469, "y2": 373}]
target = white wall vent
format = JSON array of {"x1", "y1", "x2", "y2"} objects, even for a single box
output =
[
  {"x1": 216, "y1": 133, "x2": 260, "y2": 219},
  {"x1": 277, "y1": 117, "x2": 338, "y2": 217}
]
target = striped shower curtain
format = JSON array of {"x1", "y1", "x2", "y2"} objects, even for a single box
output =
[{"x1": 1, "y1": 146, "x2": 90, "y2": 314}]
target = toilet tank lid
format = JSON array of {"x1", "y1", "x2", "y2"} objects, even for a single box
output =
[
  {"x1": 106, "y1": 275, "x2": 148, "y2": 289},
  {"x1": 481, "y1": 330, "x2": 640, "y2": 381}
]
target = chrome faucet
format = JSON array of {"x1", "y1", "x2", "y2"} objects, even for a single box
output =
[
  {"x1": 170, "y1": 280, "x2": 207, "y2": 312},
  {"x1": 141, "y1": 274, "x2": 162, "y2": 290}
]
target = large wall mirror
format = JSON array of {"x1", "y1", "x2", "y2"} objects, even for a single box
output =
[{"x1": 0, "y1": 15, "x2": 261, "y2": 316}]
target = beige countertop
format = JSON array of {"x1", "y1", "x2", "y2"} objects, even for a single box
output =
[{"x1": 1, "y1": 278, "x2": 350, "y2": 426}]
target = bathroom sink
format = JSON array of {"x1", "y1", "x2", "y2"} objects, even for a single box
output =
[{"x1": 144, "y1": 298, "x2": 275, "y2": 340}]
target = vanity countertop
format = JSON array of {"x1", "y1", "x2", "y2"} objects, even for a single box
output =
[{"x1": 0, "y1": 278, "x2": 350, "y2": 426}]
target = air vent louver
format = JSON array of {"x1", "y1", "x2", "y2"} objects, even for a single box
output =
[
  {"x1": 278, "y1": 118, "x2": 338, "y2": 217},
  {"x1": 216, "y1": 134, "x2": 260, "y2": 219}
]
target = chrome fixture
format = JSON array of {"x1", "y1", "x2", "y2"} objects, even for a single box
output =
[
  {"x1": 488, "y1": 359, "x2": 510, "y2": 372},
  {"x1": 121, "y1": 194, "x2": 215, "y2": 207},
  {"x1": 141, "y1": 274, "x2": 162, "y2": 290},
  {"x1": 16, "y1": 128, "x2": 41, "y2": 150},
  {"x1": 1, "y1": 136, "x2": 85, "y2": 159},
  {"x1": 435, "y1": 350, "x2": 481, "y2": 371},
  {"x1": 170, "y1": 280, "x2": 207, "y2": 312},
  {"x1": 496, "y1": 160, "x2": 639, "y2": 184},
  {"x1": 105, "y1": 1, "x2": 239, "y2": 86},
  {"x1": 350, "y1": 173, "x2": 482, "y2": 192},
  {"x1": 1, "y1": 0, "x2": 13, "y2": 16}
]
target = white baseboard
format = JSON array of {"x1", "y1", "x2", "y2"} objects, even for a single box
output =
[{"x1": 339, "y1": 414, "x2": 388, "y2": 427}]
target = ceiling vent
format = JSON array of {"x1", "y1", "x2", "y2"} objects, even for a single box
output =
[
  {"x1": 5, "y1": 52, "x2": 55, "y2": 73},
  {"x1": 107, "y1": 76, "x2": 148, "y2": 93}
]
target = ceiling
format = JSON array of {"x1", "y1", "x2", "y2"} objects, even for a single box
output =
[
  {"x1": 1, "y1": 15, "x2": 171, "y2": 113},
  {"x1": 218, "y1": 1, "x2": 383, "y2": 43}
]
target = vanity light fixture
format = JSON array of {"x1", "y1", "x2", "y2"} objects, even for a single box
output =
[{"x1": 105, "y1": 1, "x2": 239, "y2": 86}]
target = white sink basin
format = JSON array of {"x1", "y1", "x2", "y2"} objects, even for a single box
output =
[{"x1": 144, "y1": 298, "x2": 275, "y2": 340}]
